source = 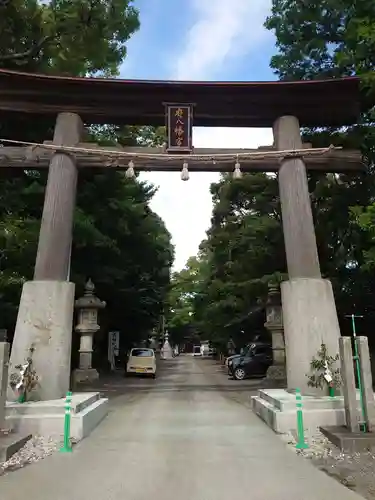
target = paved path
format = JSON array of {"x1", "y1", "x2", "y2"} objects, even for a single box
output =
[{"x1": 1, "y1": 356, "x2": 362, "y2": 500}]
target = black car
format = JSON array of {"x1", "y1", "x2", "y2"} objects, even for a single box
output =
[
  {"x1": 227, "y1": 343, "x2": 272, "y2": 380},
  {"x1": 225, "y1": 340, "x2": 263, "y2": 374}
]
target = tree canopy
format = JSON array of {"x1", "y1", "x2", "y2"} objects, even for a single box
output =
[
  {"x1": 0, "y1": 0, "x2": 140, "y2": 75},
  {"x1": 0, "y1": 1, "x2": 174, "y2": 365},
  {"x1": 264, "y1": 0, "x2": 375, "y2": 338},
  {"x1": 165, "y1": 256, "x2": 208, "y2": 346},
  {"x1": 264, "y1": 0, "x2": 375, "y2": 84},
  {"x1": 167, "y1": 0, "x2": 375, "y2": 351}
]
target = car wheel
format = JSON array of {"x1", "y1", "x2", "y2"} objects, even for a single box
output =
[
  {"x1": 152, "y1": 373, "x2": 156, "y2": 379},
  {"x1": 234, "y1": 367, "x2": 246, "y2": 380}
]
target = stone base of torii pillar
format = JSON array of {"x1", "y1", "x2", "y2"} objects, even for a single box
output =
[
  {"x1": 281, "y1": 277, "x2": 340, "y2": 393},
  {"x1": 7, "y1": 280, "x2": 75, "y2": 402},
  {"x1": 5, "y1": 283, "x2": 109, "y2": 443}
]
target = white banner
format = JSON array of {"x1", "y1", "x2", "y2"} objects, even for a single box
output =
[{"x1": 108, "y1": 331, "x2": 120, "y2": 370}]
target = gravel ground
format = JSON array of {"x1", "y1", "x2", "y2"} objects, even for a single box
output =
[
  {"x1": 0, "y1": 436, "x2": 60, "y2": 476},
  {"x1": 280, "y1": 429, "x2": 375, "y2": 500}
]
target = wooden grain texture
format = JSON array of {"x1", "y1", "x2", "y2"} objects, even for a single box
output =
[
  {"x1": 0, "y1": 147, "x2": 364, "y2": 173},
  {"x1": 0, "y1": 69, "x2": 366, "y2": 127},
  {"x1": 273, "y1": 115, "x2": 321, "y2": 279},
  {"x1": 34, "y1": 113, "x2": 82, "y2": 281}
]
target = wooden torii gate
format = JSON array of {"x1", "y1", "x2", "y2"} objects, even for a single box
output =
[{"x1": 0, "y1": 69, "x2": 369, "y2": 400}]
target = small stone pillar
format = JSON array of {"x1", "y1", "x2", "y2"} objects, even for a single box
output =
[
  {"x1": 357, "y1": 336, "x2": 375, "y2": 432},
  {"x1": 265, "y1": 283, "x2": 286, "y2": 383},
  {"x1": 73, "y1": 279, "x2": 106, "y2": 385},
  {"x1": 339, "y1": 337, "x2": 360, "y2": 432}
]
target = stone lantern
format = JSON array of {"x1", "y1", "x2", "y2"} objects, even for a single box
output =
[
  {"x1": 161, "y1": 332, "x2": 173, "y2": 359},
  {"x1": 73, "y1": 279, "x2": 106, "y2": 385},
  {"x1": 265, "y1": 283, "x2": 286, "y2": 383}
]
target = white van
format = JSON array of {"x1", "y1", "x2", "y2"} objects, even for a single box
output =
[{"x1": 192, "y1": 345, "x2": 202, "y2": 356}]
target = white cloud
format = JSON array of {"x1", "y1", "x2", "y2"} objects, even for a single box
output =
[
  {"x1": 140, "y1": 0, "x2": 273, "y2": 271},
  {"x1": 173, "y1": 0, "x2": 272, "y2": 81}
]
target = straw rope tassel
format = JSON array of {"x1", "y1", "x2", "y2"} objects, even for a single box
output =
[
  {"x1": 126, "y1": 159, "x2": 135, "y2": 178},
  {"x1": 233, "y1": 157, "x2": 242, "y2": 179},
  {"x1": 181, "y1": 161, "x2": 189, "y2": 181}
]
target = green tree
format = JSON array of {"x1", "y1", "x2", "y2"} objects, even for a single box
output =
[
  {"x1": 162, "y1": 1, "x2": 375, "y2": 352},
  {"x1": 265, "y1": 0, "x2": 375, "y2": 82},
  {"x1": 265, "y1": 0, "x2": 375, "y2": 338},
  {"x1": 0, "y1": 1, "x2": 174, "y2": 365},
  {"x1": 166, "y1": 256, "x2": 207, "y2": 345},
  {"x1": 0, "y1": 0, "x2": 140, "y2": 75},
  {"x1": 193, "y1": 174, "x2": 284, "y2": 350}
]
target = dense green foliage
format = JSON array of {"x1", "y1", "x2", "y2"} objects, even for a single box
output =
[
  {"x1": 166, "y1": 256, "x2": 208, "y2": 346},
  {"x1": 167, "y1": 0, "x2": 375, "y2": 351},
  {"x1": 0, "y1": 1, "x2": 173, "y2": 364},
  {"x1": 0, "y1": 0, "x2": 140, "y2": 75},
  {"x1": 263, "y1": 0, "x2": 375, "y2": 339},
  {"x1": 192, "y1": 175, "x2": 284, "y2": 349},
  {"x1": 264, "y1": 0, "x2": 375, "y2": 83}
]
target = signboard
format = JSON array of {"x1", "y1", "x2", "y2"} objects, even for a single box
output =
[
  {"x1": 165, "y1": 104, "x2": 193, "y2": 153},
  {"x1": 108, "y1": 331, "x2": 120, "y2": 371}
]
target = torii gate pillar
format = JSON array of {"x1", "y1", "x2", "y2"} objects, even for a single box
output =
[
  {"x1": 8, "y1": 113, "x2": 82, "y2": 401},
  {"x1": 273, "y1": 115, "x2": 341, "y2": 394}
]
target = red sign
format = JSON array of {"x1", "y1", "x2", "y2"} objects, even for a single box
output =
[{"x1": 165, "y1": 104, "x2": 193, "y2": 153}]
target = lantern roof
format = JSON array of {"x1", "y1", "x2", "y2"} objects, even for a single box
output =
[{"x1": 75, "y1": 279, "x2": 106, "y2": 310}]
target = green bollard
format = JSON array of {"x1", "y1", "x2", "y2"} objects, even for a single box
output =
[
  {"x1": 60, "y1": 391, "x2": 73, "y2": 453},
  {"x1": 295, "y1": 388, "x2": 309, "y2": 450},
  {"x1": 17, "y1": 392, "x2": 26, "y2": 403}
]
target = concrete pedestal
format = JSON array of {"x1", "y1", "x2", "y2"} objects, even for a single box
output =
[
  {"x1": 252, "y1": 388, "x2": 375, "y2": 434},
  {"x1": 281, "y1": 278, "x2": 341, "y2": 394},
  {"x1": 5, "y1": 392, "x2": 108, "y2": 442},
  {"x1": 320, "y1": 425, "x2": 375, "y2": 453},
  {"x1": 8, "y1": 281, "x2": 75, "y2": 402},
  {"x1": 0, "y1": 431, "x2": 32, "y2": 462}
]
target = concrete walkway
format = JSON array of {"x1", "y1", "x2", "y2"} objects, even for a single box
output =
[{"x1": 1, "y1": 357, "x2": 362, "y2": 500}]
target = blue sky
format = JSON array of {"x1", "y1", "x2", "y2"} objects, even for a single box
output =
[{"x1": 120, "y1": 0, "x2": 277, "y2": 270}]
